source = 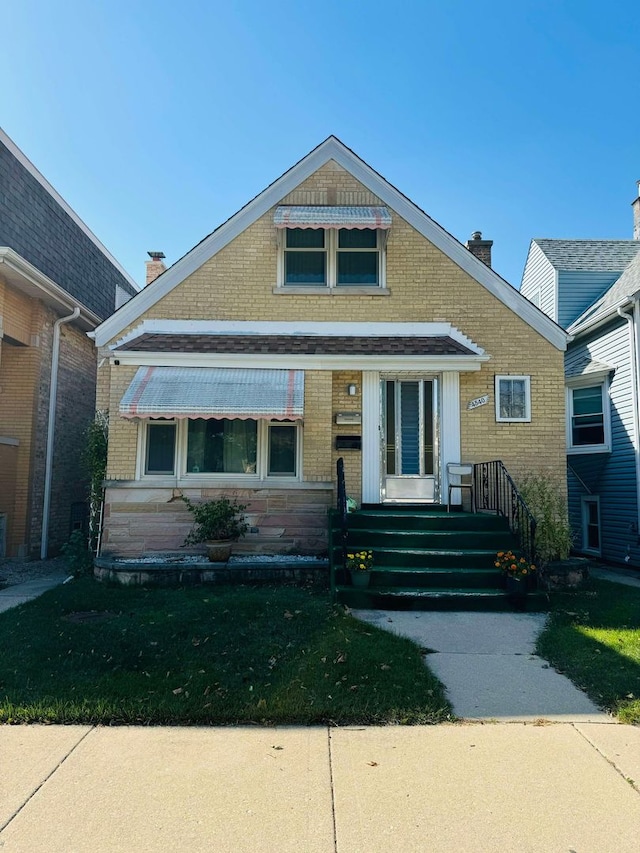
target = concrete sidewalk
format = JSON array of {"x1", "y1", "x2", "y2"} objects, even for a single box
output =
[
  {"x1": 0, "y1": 575, "x2": 69, "y2": 614},
  {"x1": 354, "y1": 610, "x2": 610, "y2": 722},
  {"x1": 1, "y1": 723, "x2": 640, "y2": 852}
]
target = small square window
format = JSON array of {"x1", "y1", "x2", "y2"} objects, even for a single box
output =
[{"x1": 495, "y1": 376, "x2": 531, "y2": 422}]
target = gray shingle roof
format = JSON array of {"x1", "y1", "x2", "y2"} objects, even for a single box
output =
[
  {"x1": 115, "y1": 333, "x2": 475, "y2": 356},
  {"x1": 535, "y1": 239, "x2": 640, "y2": 272},
  {"x1": 571, "y1": 251, "x2": 640, "y2": 331}
]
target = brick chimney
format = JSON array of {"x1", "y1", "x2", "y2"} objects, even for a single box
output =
[
  {"x1": 633, "y1": 181, "x2": 640, "y2": 240},
  {"x1": 146, "y1": 251, "x2": 167, "y2": 285},
  {"x1": 466, "y1": 231, "x2": 493, "y2": 268}
]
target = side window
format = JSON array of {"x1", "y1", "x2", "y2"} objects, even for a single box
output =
[
  {"x1": 495, "y1": 376, "x2": 531, "y2": 423},
  {"x1": 581, "y1": 496, "x2": 601, "y2": 555},
  {"x1": 268, "y1": 423, "x2": 298, "y2": 476},
  {"x1": 570, "y1": 386, "x2": 605, "y2": 447},
  {"x1": 145, "y1": 420, "x2": 176, "y2": 475}
]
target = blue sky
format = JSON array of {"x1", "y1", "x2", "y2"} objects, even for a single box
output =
[{"x1": 2, "y1": 0, "x2": 639, "y2": 288}]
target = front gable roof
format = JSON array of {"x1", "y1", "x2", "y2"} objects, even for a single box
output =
[{"x1": 92, "y1": 137, "x2": 567, "y2": 350}]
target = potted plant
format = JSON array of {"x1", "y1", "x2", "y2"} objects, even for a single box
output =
[
  {"x1": 345, "y1": 549, "x2": 374, "y2": 588},
  {"x1": 495, "y1": 550, "x2": 536, "y2": 610},
  {"x1": 182, "y1": 496, "x2": 248, "y2": 562}
]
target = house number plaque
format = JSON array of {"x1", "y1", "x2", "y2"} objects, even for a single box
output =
[{"x1": 467, "y1": 395, "x2": 489, "y2": 410}]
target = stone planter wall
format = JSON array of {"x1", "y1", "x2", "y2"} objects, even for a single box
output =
[
  {"x1": 100, "y1": 485, "x2": 333, "y2": 558},
  {"x1": 539, "y1": 558, "x2": 590, "y2": 591}
]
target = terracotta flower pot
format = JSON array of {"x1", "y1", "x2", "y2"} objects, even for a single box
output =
[{"x1": 205, "y1": 540, "x2": 234, "y2": 562}]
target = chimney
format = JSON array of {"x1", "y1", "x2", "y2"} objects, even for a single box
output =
[
  {"x1": 466, "y1": 231, "x2": 493, "y2": 268},
  {"x1": 633, "y1": 181, "x2": 640, "y2": 240},
  {"x1": 146, "y1": 251, "x2": 167, "y2": 285}
]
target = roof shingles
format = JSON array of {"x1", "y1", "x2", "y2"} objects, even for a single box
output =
[{"x1": 115, "y1": 333, "x2": 475, "y2": 356}]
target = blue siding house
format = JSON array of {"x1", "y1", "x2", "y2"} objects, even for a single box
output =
[{"x1": 521, "y1": 198, "x2": 640, "y2": 566}]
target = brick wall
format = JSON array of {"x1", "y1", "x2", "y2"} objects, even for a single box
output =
[
  {"x1": 0, "y1": 278, "x2": 98, "y2": 555},
  {"x1": 0, "y1": 139, "x2": 137, "y2": 319},
  {"x1": 97, "y1": 160, "x2": 566, "y2": 553}
]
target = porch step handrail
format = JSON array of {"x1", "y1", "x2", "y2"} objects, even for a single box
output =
[
  {"x1": 331, "y1": 457, "x2": 348, "y2": 596},
  {"x1": 473, "y1": 460, "x2": 537, "y2": 562}
]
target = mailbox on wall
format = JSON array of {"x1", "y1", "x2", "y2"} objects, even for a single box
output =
[{"x1": 335, "y1": 435, "x2": 361, "y2": 450}]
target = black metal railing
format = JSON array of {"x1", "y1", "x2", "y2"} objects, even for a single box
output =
[
  {"x1": 473, "y1": 460, "x2": 537, "y2": 562},
  {"x1": 330, "y1": 457, "x2": 349, "y2": 596}
]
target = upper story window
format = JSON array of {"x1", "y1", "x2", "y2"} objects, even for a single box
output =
[
  {"x1": 283, "y1": 227, "x2": 381, "y2": 288},
  {"x1": 567, "y1": 381, "x2": 611, "y2": 453},
  {"x1": 275, "y1": 205, "x2": 391, "y2": 291},
  {"x1": 495, "y1": 375, "x2": 531, "y2": 422}
]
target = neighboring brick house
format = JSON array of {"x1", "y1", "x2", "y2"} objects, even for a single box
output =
[
  {"x1": 92, "y1": 137, "x2": 567, "y2": 557},
  {"x1": 521, "y1": 188, "x2": 640, "y2": 565},
  {"x1": 0, "y1": 128, "x2": 138, "y2": 558}
]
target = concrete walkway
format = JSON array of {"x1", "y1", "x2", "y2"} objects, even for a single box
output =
[
  {"x1": 0, "y1": 574, "x2": 69, "y2": 614},
  {"x1": 1, "y1": 723, "x2": 640, "y2": 852},
  {"x1": 353, "y1": 610, "x2": 611, "y2": 722}
]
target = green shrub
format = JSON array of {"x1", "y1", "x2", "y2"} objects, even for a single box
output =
[
  {"x1": 61, "y1": 530, "x2": 94, "y2": 576},
  {"x1": 519, "y1": 473, "x2": 573, "y2": 563}
]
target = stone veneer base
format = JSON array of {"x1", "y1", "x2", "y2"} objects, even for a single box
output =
[{"x1": 94, "y1": 555, "x2": 329, "y2": 588}]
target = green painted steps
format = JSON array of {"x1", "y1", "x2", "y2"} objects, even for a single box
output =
[
  {"x1": 330, "y1": 504, "x2": 534, "y2": 610},
  {"x1": 340, "y1": 510, "x2": 508, "y2": 532}
]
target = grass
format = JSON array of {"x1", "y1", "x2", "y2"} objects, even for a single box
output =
[
  {"x1": 536, "y1": 577, "x2": 640, "y2": 723},
  {"x1": 0, "y1": 577, "x2": 452, "y2": 726}
]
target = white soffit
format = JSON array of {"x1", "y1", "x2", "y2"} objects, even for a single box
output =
[{"x1": 92, "y1": 137, "x2": 568, "y2": 350}]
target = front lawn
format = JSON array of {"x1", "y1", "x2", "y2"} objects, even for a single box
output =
[
  {"x1": 0, "y1": 578, "x2": 451, "y2": 725},
  {"x1": 536, "y1": 577, "x2": 640, "y2": 723}
]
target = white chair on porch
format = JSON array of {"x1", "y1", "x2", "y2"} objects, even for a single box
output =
[{"x1": 446, "y1": 463, "x2": 475, "y2": 512}]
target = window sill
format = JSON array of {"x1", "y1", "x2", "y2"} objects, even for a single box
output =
[
  {"x1": 106, "y1": 478, "x2": 334, "y2": 490},
  {"x1": 567, "y1": 446, "x2": 611, "y2": 455},
  {"x1": 272, "y1": 286, "x2": 390, "y2": 296}
]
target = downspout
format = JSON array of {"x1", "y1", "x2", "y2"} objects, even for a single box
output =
[
  {"x1": 41, "y1": 306, "x2": 81, "y2": 559},
  {"x1": 617, "y1": 302, "x2": 640, "y2": 553}
]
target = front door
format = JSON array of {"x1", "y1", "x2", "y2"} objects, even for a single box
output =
[{"x1": 382, "y1": 377, "x2": 439, "y2": 502}]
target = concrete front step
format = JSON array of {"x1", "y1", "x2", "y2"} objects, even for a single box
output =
[{"x1": 336, "y1": 586, "x2": 546, "y2": 611}]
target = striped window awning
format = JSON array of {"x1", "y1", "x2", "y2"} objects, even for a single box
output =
[
  {"x1": 274, "y1": 205, "x2": 391, "y2": 230},
  {"x1": 119, "y1": 367, "x2": 304, "y2": 420}
]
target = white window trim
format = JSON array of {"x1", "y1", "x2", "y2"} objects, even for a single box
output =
[
  {"x1": 495, "y1": 375, "x2": 531, "y2": 423},
  {"x1": 137, "y1": 419, "x2": 178, "y2": 478},
  {"x1": 138, "y1": 419, "x2": 302, "y2": 482},
  {"x1": 566, "y1": 378, "x2": 611, "y2": 454},
  {"x1": 581, "y1": 495, "x2": 601, "y2": 555},
  {"x1": 276, "y1": 228, "x2": 386, "y2": 291}
]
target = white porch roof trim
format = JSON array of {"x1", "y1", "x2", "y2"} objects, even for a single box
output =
[
  {"x1": 119, "y1": 367, "x2": 304, "y2": 420},
  {"x1": 274, "y1": 205, "x2": 391, "y2": 229}
]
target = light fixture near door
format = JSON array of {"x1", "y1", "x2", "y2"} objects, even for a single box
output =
[{"x1": 347, "y1": 383, "x2": 358, "y2": 396}]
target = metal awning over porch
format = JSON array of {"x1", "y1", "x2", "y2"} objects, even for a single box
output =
[{"x1": 119, "y1": 367, "x2": 304, "y2": 420}]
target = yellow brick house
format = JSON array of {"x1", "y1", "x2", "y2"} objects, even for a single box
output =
[{"x1": 91, "y1": 138, "x2": 567, "y2": 560}]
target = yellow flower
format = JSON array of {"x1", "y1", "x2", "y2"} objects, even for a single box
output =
[
  {"x1": 347, "y1": 554, "x2": 354, "y2": 559},
  {"x1": 522, "y1": 568, "x2": 528, "y2": 575},
  {"x1": 495, "y1": 562, "x2": 500, "y2": 567}
]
